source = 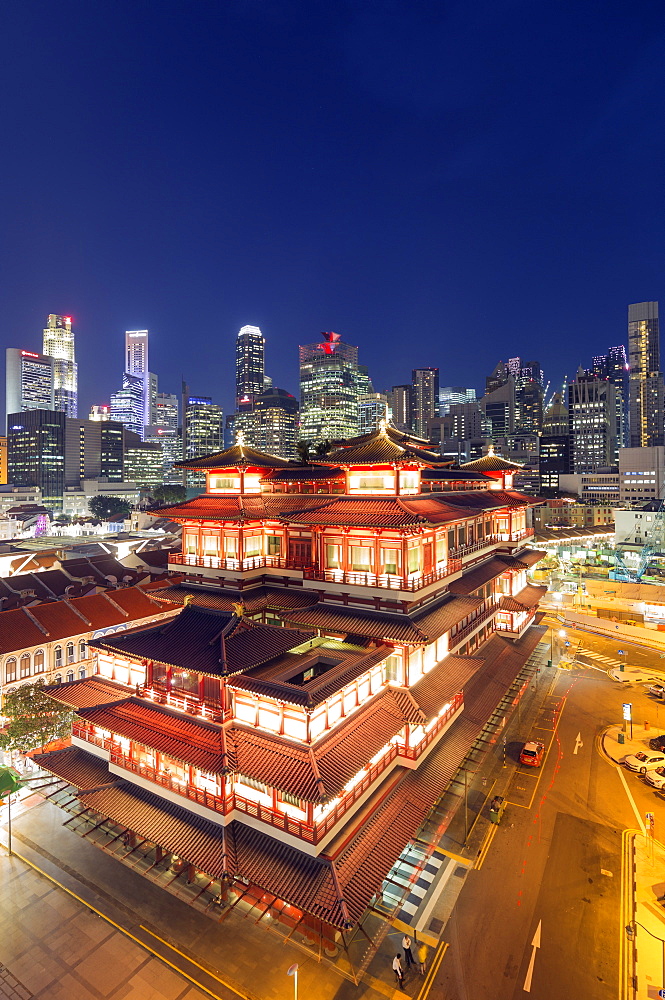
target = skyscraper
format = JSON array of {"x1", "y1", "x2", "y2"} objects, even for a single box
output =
[
  {"x1": 593, "y1": 345, "x2": 629, "y2": 453},
  {"x1": 411, "y1": 368, "x2": 439, "y2": 438},
  {"x1": 156, "y1": 392, "x2": 179, "y2": 431},
  {"x1": 299, "y1": 332, "x2": 359, "y2": 443},
  {"x1": 568, "y1": 371, "x2": 617, "y2": 472},
  {"x1": 235, "y1": 325, "x2": 265, "y2": 411},
  {"x1": 43, "y1": 314, "x2": 77, "y2": 417},
  {"x1": 5, "y1": 349, "x2": 55, "y2": 427},
  {"x1": 628, "y1": 302, "x2": 663, "y2": 447},
  {"x1": 125, "y1": 330, "x2": 157, "y2": 426},
  {"x1": 389, "y1": 385, "x2": 412, "y2": 430},
  {"x1": 110, "y1": 374, "x2": 145, "y2": 439},
  {"x1": 183, "y1": 396, "x2": 224, "y2": 486},
  {"x1": 252, "y1": 387, "x2": 299, "y2": 460},
  {"x1": 7, "y1": 408, "x2": 66, "y2": 506}
]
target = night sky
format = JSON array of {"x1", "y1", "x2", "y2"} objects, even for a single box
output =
[{"x1": 2, "y1": 0, "x2": 665, "y2": 417}]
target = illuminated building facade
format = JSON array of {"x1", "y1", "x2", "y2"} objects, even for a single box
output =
[
  {"x1": 411, "y1": 368, "x2": 439, "y2": 438},
  {"x1": 628, "y1": 301, "x2": 663, "y2": 447},
  {"x1": 593, "y1": 345, "x2": 629, "y2": 451},
  {"x1": 89, "y1": 405, "x2": 110, "y2": 422},
  {"x1": 7, "y1": 408, "x2": 66, "y2": 506},
  {"x1": 358, "y1": 393, "x2": 389, "y2": 435},
  {"x1": 252, "y1": 387, "x2": 299, "y2": 460},
  {"x1": 299, "y1": 332, "x2": 359, "y2": 443},
  {"x1": 568, "y1": 372, "x2": 617, "y2": 473},
  {"x1": 43, "y1": 314, "x2": 77, "y2": 417},
  {"x1": 110, "y1": 373, "x2": 145, "y2": 439},
  {"x1": 156, "y1": 392, "x2": 179, "y2": 431},
  {"x1": 125, "y1": 330, "x2": 157, "y2": 427},
  {"x1": 183, "y1": 396, "x2": 224, "y2": 486},
  {"x1": 35, "y1": 422, "x2": 546, "y2": 955},
  {"x1": 389, "y1": 384, "x2": 412, "y2": 430},
  {"x1": 235, "y1": 325, "x2": 265, "y2": 412},
  {"x1": 5, "y1": 348, "x2": 55, "y2": 427}
]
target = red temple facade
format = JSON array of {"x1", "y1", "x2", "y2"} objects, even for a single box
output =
[{"x1": 36, "y1": 425, "x2": 546, "y2": 949}]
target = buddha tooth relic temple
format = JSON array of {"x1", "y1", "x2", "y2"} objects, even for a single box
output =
[{"x1": 34, "y1": 423, "x2": 546, "y2": 960}]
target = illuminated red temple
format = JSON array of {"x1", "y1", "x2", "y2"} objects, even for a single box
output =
[{"x1": 36, "y1": 424, "x2": 545, "y2": 954}]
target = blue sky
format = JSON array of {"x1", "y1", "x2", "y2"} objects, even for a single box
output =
[{"x1": 2, "y1": 0, "x2": 665, "y2": 415}]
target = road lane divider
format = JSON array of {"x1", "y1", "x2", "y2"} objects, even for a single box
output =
[{"x1": 416, "y1": 939, "x2": 449, "y2": 1000}]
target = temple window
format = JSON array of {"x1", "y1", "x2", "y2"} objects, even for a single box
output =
[
  {"x1": 435, "y1": 537, "x2": 445, "y2": 563},
  {"x1": 350, "y1": 545, "x2": 372, "y2": 572},
  {"x1": 407, "y1": 547, "x2": 421, "y2": 574},
  {"x1": 224, "y1": 535, "x2": 238, "y2": 558},
  {"x1": 267, "y1": 535, "x2": 281, "y2": 555},
  {"x1": 171, "y1": 669, "x2": 199, "y2": 695},
  {"x1": 210, "y1": 476, "x2": 239, "y2": 490},
  {"x1": 381, "y1": 547, "x2": 400, "y2": 575},
  {"x1": 244, "y1": 534, "x2": 262, "y2": 557},
  {"x1": 237, "y1": 775, "x2": 270, "y2": 797},
  {"x1": 202, "y1": 534, "x2": 219, "y2": 555},
  {"x1": 279, "y1": 790, "x2": 302, "y2": 809},
  {"x1": 185, "y1": 534, "x2": 198, "y2": 555},
  {"x1": 383, "y1": 655, "x2": 401, "y2": 683},
  {"x1": 326, "y1": 543, "x2": 342, "y2": 568}
]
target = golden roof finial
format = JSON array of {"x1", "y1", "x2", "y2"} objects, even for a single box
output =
[
  {"x1": 235, "y1": 430, "x2": 246, "y2": 449},
  {"x1": 378, "y1": 417, "x2": 388, "y2": 436},
  {"x1": 487, "y1": 444, "x2": 495, "y2": 457},
  {"x1": 231, "y1": 601, "x2": 244, "y2": 617}
]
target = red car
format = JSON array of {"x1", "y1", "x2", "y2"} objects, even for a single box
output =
[{"x1": 520, "y1": 740, "x2": 545, "y2": 767}]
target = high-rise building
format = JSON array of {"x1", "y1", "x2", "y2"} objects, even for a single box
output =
[
  {"x1": 439, "y1": 387, "x2": 476, "y2": 416},
  {"x1": 252, "y1": 388, "x2": 299, "y2": 460},
  {"x1": 542, "y1": 392, "x2": 569, "y2": 436},
  {"x1": 539, "y1": 436, "x2": 571, "y2": 496},
  {"x1": 5, "y1": 349, "x2": 55, "y2": 427},
  {"x1": 110, "y1": 373, "x2": 145, "y2": 439},
  {"x1": 411, "y1": 368, "x2": 439, "y2": 438},
  {"x1": 125, "y1": 330, "x2": 157, "y2": 426},
  {"x1": 64, "y1": 418, "x2": 125, "y2": 486},
  {"x1": 593, "y1": 345, "x2": 629, "y2": 452},
  {"x1": 628, "y1": 301, "x2": 663, "y2": 447},
  {"x1": 359, "y1": 393, "x2": 389, "y2": 436},
  {"x1": 299, "y1": 332, "x2": 359, "y2": 443},
  {"x1": 156, "y1": 392, "x2": 179, "y2": 431},
  {"x1": 479, "y1": 379, "x2": 516, "y2": 441},
  {"x1": 236, "y1": 325, "x2": 265, "y2": 411},
  {"x1": 183, "y1": 396, "x2": 224, "y2": 485},
  {"x1": 389, "y1": 385, "x2": 412, "y2": 430},
  {"x1": 43, "y1": 314, "x2": 77, "y2": 417},
  {"x1": 568, "y1": 371, "x2": 617, "y2": 473},
  {"x1": 123, "y1": 442, "x2": 164, "y2": 489},
  {"x1": 7, "y1": 408, "x2": 66, "y2": 506},
  {"x1": 145, "y1": 426, "x2": 182, "y2": 484},
  {"x1": 619, "y1": 446, "x2": 665, "y2": 505}
]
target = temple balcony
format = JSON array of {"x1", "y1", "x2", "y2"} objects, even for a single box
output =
[
  {"x1": 495, "y1": 527, "x2": 535, "y2": 549},
  {"x1": 74, "y1": 694, "x2": 463, "y2": 852},
  {"x1": 302, "y1": 559, "x2": 462, "y2": 594},
  {"x1": 449, "y1": 533, "x2": 500, "y2": 563},
  {"x1": 449, "y1": 603, "x2": 497, "y2": 648},
  {"x1": 494, "y1": 607, "x2": 537, "y2": 637},
  {"x1": 169, "y1": 553, "x2": 311, "y2": 575}
]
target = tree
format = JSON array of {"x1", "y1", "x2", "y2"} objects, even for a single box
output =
[
  {"x1": 296, "y1": 440, "x2": 311, "y2": 464},
  {"x1": 151, "y1": 484, "x2": 187, "y2": 506},
  {"x1": 314, "y1": 439, "x2": 331, "y2": 456},
  {"x1": 0, "y1": 680, "x2": 74, "y2": 754},
  {"x1": 87, "y1": 495, "x2": 133, "y2": 520}
]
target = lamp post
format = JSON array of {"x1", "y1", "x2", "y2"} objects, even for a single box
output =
[{"x1": 287, "y1": 963, "x2": 298, "y2": 1000}]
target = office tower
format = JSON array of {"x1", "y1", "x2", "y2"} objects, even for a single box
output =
[
  {"x1": 236, "y1": 325, "x2": 265, "y2": 411},
  {"x1": 411, "y1": 368, "x2": 439, "y2": 438},
  {"x1": 542, "y1": 393, "x2": 569, "y2": 435},
  {"x1": 145, "y1": 426, "x2": 182, "y2": 484},
  {"x1": 479, "y1": 379, "x2": 516, "y2": 440},
  {"x1": 356, "y1": 366, "x2": 374, "y2": 397},
  {"x1": 89, "y1": 405, "x2": 110, "y2": 422},
  {"x1": 43, "y1": 314, "x2": 77, "y2": 417},
  {"x1": 183, "y1": 396, "x2": 224, "y2": 486},
  {"x1": 7, "y1": 409, "x2": 66, "y2": 506},
  {"x1": 252, "y1": 388, "x2": 299, "y2": 460},
  {"x1": 439, "y1": 387, "x2": 476, "y2": 416},
  {"x1": 6, "y1": 349, "x2": 55, "y2": 427},
  {"x1": 123, "y1": 442, "x2": 163, "y2": 488},
  {"x1": 629, "y1": 301, "x2": 664, "y2": 447},
  {"x1": 64, "y1": 418, "x2": 125, "y2": 486},
  {"x1": 125, "y1": 330, "x2": 157, "y2": 426},
  {"x1": 486, "y1": 361, "x2": 510, "y2": 395},
  {"x1": 390, "y1": 385, "x2": 412, "y2": 430},
  {"x1": 358, "y1": 393, "x2": 389, "y2": 436},
  {"x1": 593, "y1": 345, "x2": 629, "y2": 454},
  {"x1": 539, "y1": 435, "x2": 571, "y2": 496},
  {"x1": 110, "y1": 374, "x2": 145, "y2": 439},
  {"x1": 514, "y1": 371, "x2": 544, "y2": 434},
  {"x1": 299, "y1": 332, "x2": 359, "y2": 443},
  {"x1": 156, "y1": 392, "x2": 179, "y2": 431},
  {"x1": 568, "y1": 370, "x2": 617, "y2": 472}
]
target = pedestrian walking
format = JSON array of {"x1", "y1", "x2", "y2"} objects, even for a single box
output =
[
  {"x1": 392, "y1": 953, "x2": 404, "y2": 986},
  {"x1": 417, "y1": 941, "x2": 428, "y2": 975},
  {"x1": 402, "y1": 934, "x2": 415, "y2": 967}
]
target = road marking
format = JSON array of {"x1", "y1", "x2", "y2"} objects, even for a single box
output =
[
  {"x1": 139, "y1": 926, "x2": 250, "y2": 998},
  {"x1": 573, "y1": 732, "x2": 583, "y2": 755},
  {"x1": 475, "y1": 823, "x2": 498, "y2": 870},
  {"x1": 416, "y1": 940, "x2": 449, "y2": 1000},
  {"x1": 616, "y1": 765, "x2": 647, "y2": 835},
  {"x1": 523, "y1": 919, "x2": 541, "y2": 992},
  {"x1": 601, "y1": 869, "x2": 613, "y2": 877}
]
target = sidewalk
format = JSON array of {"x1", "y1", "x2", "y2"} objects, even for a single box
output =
[{"x1": 600, "y1": 725, "x2": 665, "y2": 999}]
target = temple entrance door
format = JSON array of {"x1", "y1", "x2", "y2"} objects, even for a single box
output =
[
  {"x1": 288, "y1": 539, "x2": 311, "y2": 567},
  {"x1": 423, "y1": 541, "x2": 434, "y2": 575}
]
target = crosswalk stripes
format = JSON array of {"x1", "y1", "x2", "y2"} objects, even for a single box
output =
[
  {"x1": 576, "y1": 647, "x2": 623, "y2": 668},
  {"x1": 378, "y1": 842, "x2": 444, "y2": 920}
]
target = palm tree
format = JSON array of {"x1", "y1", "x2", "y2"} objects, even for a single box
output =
[{"x1": 296, "y1": 440, "x2": 311, "y2": 464}]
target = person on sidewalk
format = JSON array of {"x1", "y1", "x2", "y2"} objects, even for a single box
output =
[
  {"x1": 417, "y1": 941, "x2": 428, "y2": 975},
  {"x1": 402, "y1": 934, "x2": 415, "y2": 967},
  {"x1": 392, "y1": 953, "x2": 404, "y2": 986}
]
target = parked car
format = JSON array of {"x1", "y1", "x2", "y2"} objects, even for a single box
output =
[
  {"x1": 645, "y1": 766, "x2": 665, "y2": 790},
  {"x1": 649, "y1": 735, "x2": 665, "y2": 752},
  {"x1": 520, "y1": 740, "x2": 545, "y2": 767},
  {"x1": 648, "y1": 684, "x2": 665, "y2": 698},
  {"x1": 624, "y1": 751, "x2": 665, "y2": 773}
]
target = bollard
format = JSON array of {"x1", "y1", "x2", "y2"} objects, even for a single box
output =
[
  {"x1": 620, "y1": 663, "x2": 625, "y2": 671},
  {"x1": 618, "y1": 732, "x2": 625, "y2": 744},
  {"x1": 645, "y1": 721, "x2": 651, "y2": 731}
]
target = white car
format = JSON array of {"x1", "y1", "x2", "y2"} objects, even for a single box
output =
[
  {"x1": 649, "y1": 684, "x2": 665, "y2": 698},
  {"x1": 624, "y1": 751, "x2": 665, "y2": 774},
  {"x1": 645, "y1": 766, "x2": 665, "y2": 790}
]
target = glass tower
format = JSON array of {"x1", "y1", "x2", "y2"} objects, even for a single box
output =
[
  {"x1": 43, "y1": 314, "x2": 77, "y2": 417},
  {"x1": 299, "y1": 332, "x2": 359, "y2": 443}
]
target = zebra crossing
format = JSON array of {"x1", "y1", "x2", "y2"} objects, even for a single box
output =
[
  {"x1": 576, "y1": 647, "x2": 624, "y2": 669},
  {"x1": 378, "y1": 842, "x2": 444, "y2": 920}
]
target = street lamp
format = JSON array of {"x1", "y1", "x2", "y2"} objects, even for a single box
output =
[{"x1": 287, "y1": 963, "x2": 298, "y2": 1000}]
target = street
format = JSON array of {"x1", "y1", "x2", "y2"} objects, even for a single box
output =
[{"x1": 432, "y1": 622, "x2": 665, "y2": 1000}]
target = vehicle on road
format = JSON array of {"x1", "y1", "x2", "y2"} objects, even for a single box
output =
[
  {"x1": 624, "y1": 751, "x2": 665, "y2": 773},
  {"x1": 649, "y1": 735, "x2": 665, "y2": 751},
  {"x1": 645, "y1": 766, "x2": 665, "y2": 790},
  {"x1": 520, "y1": 740, "x2": 545, "y2": 767},
  {"x1": 648, "y1": 683, "x2": 665, "y2": 698}
]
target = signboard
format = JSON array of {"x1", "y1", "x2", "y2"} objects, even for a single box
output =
[{"x1": 622, "y1": 703, "x2": 632, "y2": 722}]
